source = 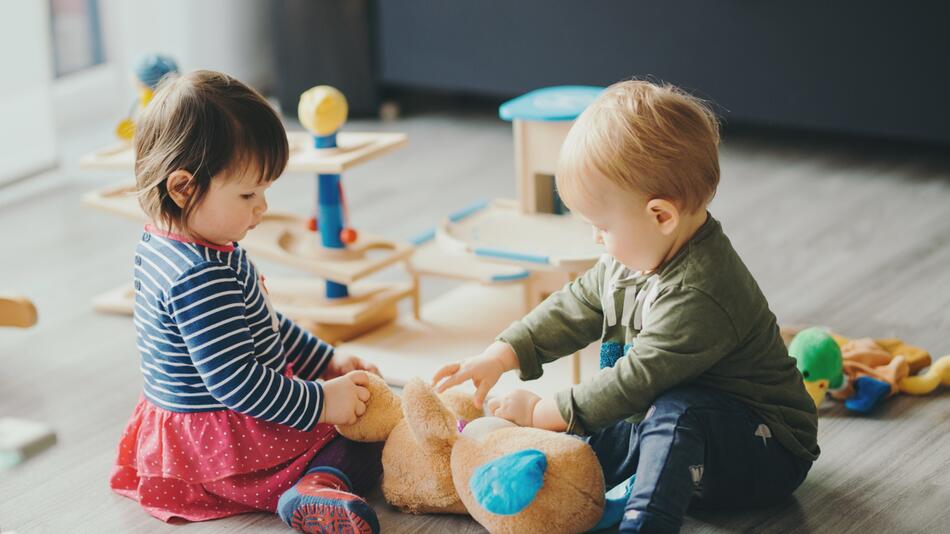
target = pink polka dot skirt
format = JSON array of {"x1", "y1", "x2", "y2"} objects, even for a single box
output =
[{"x1": 110, "y1": 395, "x2": 337, "y2": 522}]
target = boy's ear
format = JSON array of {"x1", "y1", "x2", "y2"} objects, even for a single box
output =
[
  {"x1": 166, "y1": 170, "x2": 196, "y2": 208},
  {"x1": 647, "y1": 198, "x2": 679, "y2": 235}
]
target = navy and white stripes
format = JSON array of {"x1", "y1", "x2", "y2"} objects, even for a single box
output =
[{"x1": 132, "y1": 227, "x2": 333, "y2": 431}]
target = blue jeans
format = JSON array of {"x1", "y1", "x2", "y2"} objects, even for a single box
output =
[{"x1": 586, "y1": 386, "x2": 812, "y2": 533}]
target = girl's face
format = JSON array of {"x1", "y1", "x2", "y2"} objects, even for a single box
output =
[{"x1": 188, "y1": 169, "x2": 270, "y2": 246}]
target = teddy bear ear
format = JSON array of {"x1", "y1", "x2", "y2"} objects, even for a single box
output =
[
  {"x1": 469, "y1": 449, "x2": 548, "y2": 515},
  {"x1": 336, "y1": 373, "x2": 403, "y2": 442},
  {"x1": 439, "y1": 389, "x2": 485, "y2": 422},
  {"x1": 403, "y1": 378, "x2": 459, "y2": 445}
]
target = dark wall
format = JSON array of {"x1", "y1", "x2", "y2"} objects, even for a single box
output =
[
  {"x1": 377, "y1": 1, "x2": 950, "y2": 144},
  {"x1": 271, "y1": 0, "x2": 378, "y2": 117}
]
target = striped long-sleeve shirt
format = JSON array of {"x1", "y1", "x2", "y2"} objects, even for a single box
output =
[{"x1": 132, "y1": 226, "x2": 334, "y2": 431}]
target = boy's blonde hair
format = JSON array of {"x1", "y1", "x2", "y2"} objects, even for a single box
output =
[
  {"x1": 557, "y1": 80, "x2": 720, "y2": 214},
  {"x1": 134, "y1": 70, "x2": 289, "y2": 230}
]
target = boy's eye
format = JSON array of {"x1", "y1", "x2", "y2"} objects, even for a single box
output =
[{"x1": 241, "y1": 193, "x2": 256, "y2": 199}]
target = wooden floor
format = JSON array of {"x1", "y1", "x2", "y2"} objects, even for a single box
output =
[{"x1": 1, "y1": 114, "x2": 948, "y2": 534}]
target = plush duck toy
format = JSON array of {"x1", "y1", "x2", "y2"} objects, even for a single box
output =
[
  {"x1": 788, "y1": 327, "x2": 949, "y2": 413},
  {"x1": 336, "y1": 375, "x2": 607, "y2": 533}
]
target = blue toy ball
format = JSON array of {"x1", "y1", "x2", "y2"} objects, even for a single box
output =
[{"x1": 133, "y1": 53, "x2": 179, "y2": 89}]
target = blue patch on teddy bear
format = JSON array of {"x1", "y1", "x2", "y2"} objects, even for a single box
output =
[{"x1": 470, "y1": 449, "x2": 548, "y2": 515}]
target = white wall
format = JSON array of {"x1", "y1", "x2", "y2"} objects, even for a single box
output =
[
  {"x1": 56, "y1": 0, "x2": 275, "y2": 130},
  {"x1": 0, "y1": 0, "x2": 57, "y2": 184},
  {"x1": 102, "y1": 0, "x2": 274, "y2": 93}
]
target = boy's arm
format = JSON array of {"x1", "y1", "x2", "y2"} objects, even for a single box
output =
[
  {"x1": 532, "y1": 397, "x2": 568, "y2": 431},
  {"x1": 497, "y1": 259, "x2": 607, "y2": 381},
  {"x1": 275, "y1": 311, "x2": 334, "y2": 381},
  {"x1": 554, "y1": 286, "x2": 738, "y2": 435}
]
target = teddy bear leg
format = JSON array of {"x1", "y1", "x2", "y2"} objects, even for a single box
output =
[{"x1": 277, "y1": 466, "x2": 379, "y2": 534}]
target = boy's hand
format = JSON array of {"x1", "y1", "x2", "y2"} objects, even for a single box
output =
[
  {"x1": 319, "y1": 370, "x2": 371, "y2": 425},
  {"x1": 432, "y1": 341, "x2": 519, "y2": 409},
  {"x1": 486, "y1": 389, "x2": 542, "y2": 427},
  {"x1": 323, "y1": 352, "x2": 381, "y2": 380}
]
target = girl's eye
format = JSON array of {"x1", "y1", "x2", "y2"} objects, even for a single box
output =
[{"x1": 241, "y1": 193, "x2": 256, "y2": 199}]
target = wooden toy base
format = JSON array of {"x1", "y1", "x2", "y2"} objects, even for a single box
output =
[
  {"x1": 83, "y1": 184, "x2": 414, "y2": 286},
  {"x1": 436, "y1": 198, "x2": 602, "y2": 272},
  {"x1": 339, "y1": 282, "x2": 601, "y2": 399},
  {"x1": 409, "y1": 237, "x2": 532, "y2": 285},
  {"x1": 81, "y1": 183, "x2": 142, "y2": 221},
  {"x1": 91, "y1": 278, "x2": 417, "y2": 343},
  {"x1": 91, "y1": 285, "x2": 136, "y2": 316},
  {"x1": 251, "y1": 213, "x2": 414, "y2": 284},
  {"x1": 79, "y1": 131, "x2": 407, "y2": 174},
  {"x1": 303, "y1": 304, "x2": 399, "y2": 346},
  {"x1": 264, "y1": 277, "x2": 417, "y2": 326}
]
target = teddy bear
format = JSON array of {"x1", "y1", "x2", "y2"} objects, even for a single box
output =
[{"x1": 336, "y1": 374, "x2": 606, "y2": 533}]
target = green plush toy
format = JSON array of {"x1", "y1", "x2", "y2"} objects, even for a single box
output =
[{"x1": 788, "y1": 327, "x2": 844, "y2": 406}]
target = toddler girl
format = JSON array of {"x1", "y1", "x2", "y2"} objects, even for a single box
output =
[{"x1": 110, "y1": 70, "x2": 383, "y2": 534}]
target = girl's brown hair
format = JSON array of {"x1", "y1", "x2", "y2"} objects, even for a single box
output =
[{"x1": 134, "y1": 70, "x2": 289, "y2": 230}]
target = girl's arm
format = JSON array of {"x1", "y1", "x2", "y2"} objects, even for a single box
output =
[
  {"x1": 274, "y1": 311, "x2": 334, "y2": 381},
  {"x1": 167, "y1": 264, "x2": 325, "y2": 431}
]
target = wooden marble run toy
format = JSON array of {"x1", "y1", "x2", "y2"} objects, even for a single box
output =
[
  {"x1": 504, "y1": 86, "x2": 604, "y2": 215},
  {"x1": 115, "y1": 53, "x2": 179, "y2": 141},
  {"x1": 344, "y1": 86, "x2": 606, "y2": 388},
  {"x1": 81, "y1": 84, "x2": 415, "y2": 344}
]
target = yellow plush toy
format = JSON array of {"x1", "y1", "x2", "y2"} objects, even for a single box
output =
[{"x1": 337, "y1": 375, "x2": 605, "y2": 533}]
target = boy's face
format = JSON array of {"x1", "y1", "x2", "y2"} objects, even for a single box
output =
[
  {"x1": 567, "y1": 174, "x2": 677, "y2": 273},
  {"x1": 189, "y1": 169, "x2": 271, "y2": 246}
]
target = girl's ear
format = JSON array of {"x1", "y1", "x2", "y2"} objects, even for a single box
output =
[
  {"x1": 166, "y1": 170, "x2": 196, "y2": 208},
  {"x1": 646, "y1": 198, "x2": 680, "y2": 236}
]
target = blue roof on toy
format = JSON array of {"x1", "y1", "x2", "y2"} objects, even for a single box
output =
[{"x1": 499, "y1": 86, "x2": 604, "y2": 122}]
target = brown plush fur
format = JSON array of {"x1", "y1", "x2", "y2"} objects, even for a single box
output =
[
  {"x1": 452, "y1": 427, "x2": 605, "y2": 534},
  {"x1": 336, "y1": 373, "x2": 402, "y2": 442},
  {"x1": 337, "y1": 375, "x2": 605, "y2": 532}
]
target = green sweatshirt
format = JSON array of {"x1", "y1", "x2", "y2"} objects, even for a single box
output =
[{"x1": 498, "y1": 214, "x2": 819, "y2": 461}]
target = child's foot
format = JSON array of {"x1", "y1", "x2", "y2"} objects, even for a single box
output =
[{"x1": 278, "y1": 466, "x2": 379, "y2": 534}]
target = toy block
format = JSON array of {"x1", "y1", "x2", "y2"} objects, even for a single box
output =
[
  {"x1": 0, "y1": 417, "x2": 56, "y2": 469},
  {"x1": 0, "y1": 296, "x2": 37, "y2": 328}
]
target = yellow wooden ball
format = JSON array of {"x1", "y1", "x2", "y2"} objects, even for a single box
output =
[{"x1": 298, "y1": 85, "x2": 348, "y2": 136}]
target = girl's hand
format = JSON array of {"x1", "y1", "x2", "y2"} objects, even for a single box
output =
[
  {"x1": 323, "y1": 352, "x2": 381, "y2": 380},
  {"x1": 319, "y1": 370, "x2": 371, "y2": 425},
  {"x1": 486, "y1": 389, "x2": 542, "y2": 427},
  {"x1": 432, "y1": 341, "x2": 519, "y2": 409}
]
